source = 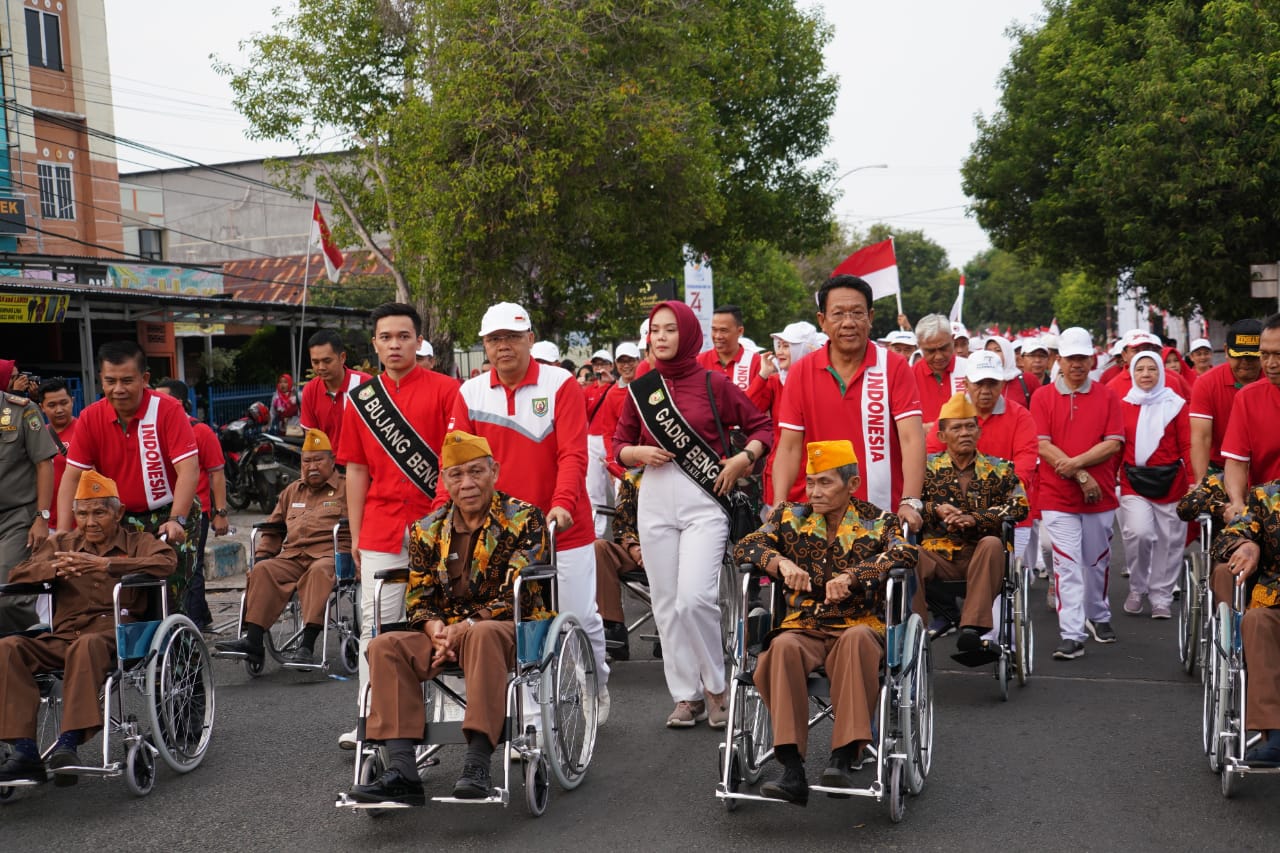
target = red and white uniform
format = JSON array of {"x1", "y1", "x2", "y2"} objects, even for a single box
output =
[
  {"x1": 1221, "y1": 379, "x2": 1280, "y2": 485},
  {"x1": 585, "y1": 378, "x2": 619, "y2": 537},
  {"x1": 1190, "y1": 361, "x2": 1257, "y2": 472},
  {"x1": 697, "y1": 345, "x2": 761, "y2": 392},
  {"x1": 66, "y1": 390, "x2": 197, "y2": 514},
  {"x1": 912, "y1": 354, "x2": 968, "y2": 425},
  {"x1": 189, "y1": 417, "x2": 226, "y2": 513},
  {"x1": 48, "y1": 417, "x2": 77, "y2": 530},
  {"x1": 300, "y1": 367, "x2": 370, "y2": 458}
]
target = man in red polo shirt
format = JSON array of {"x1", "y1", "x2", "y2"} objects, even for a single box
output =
[
  {"x1": 336, "y1": 302, "x2": 459, "y2": 748},
  {"x1": 450, "y1": 301, "x2": 610, "y2": 720},
  {"x1": 37, "y1": 378, "x2": 76, "y2": 531},
  {"x1": 913, "y1": 314, "x2": 969, "y2": 431},
  {"x1": 696, "y1": 304, "x2": 761, "y2": 392},
  {"x1": 584, "y1": 348, "x2": 617, "y2": 536},
  {"x1": 772, "y1": 275, "x2": 926, "y2": 529},
  {"x1": 57, "y1": 340, "x2": 200, "y2": 612},
  {"x1": 1223, "y1": 315, "x2": 1280, "y2": 520},
  {"x1": 1190, "y1": 319, "x2": 1262, "y2": 483},
  {"x1": 300, "y1": 329, "x2": 371, "y2": 455},
  {"x1": 1032, "y1": 327, "x2": 1124, "y2": 660}
]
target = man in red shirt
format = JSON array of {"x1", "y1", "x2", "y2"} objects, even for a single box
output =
[
  {"x1": 1188, "y1": 337, "x2": 1214, "y2": 378},
  {"x1": 450, "y1": 301, "x2": 610, "y2": 720},
  {"x1": 596, "y1": 341, "x2": 641, "y2": 484},
  {"x1": 300, "y1": 329, "x2": 371, "y2": 455},
  {"x1": 913, "y1": 314, "x2": 969, "y2": 430},
  {"x1": 1191, "y1": 320, "x2": 1262, "y2": 483},
  {"x1": 1032, "y1": 327, "x2": 1124, "y2": 660},
  {"x1": 696, "y1": 304, "x2": 761, "y2": 391},
  {"x1": 37, "y1": 378, "x2": 76, "y2": 531},
  {"x1": 772, "y1": 275, "x2": 926, "y2": 531},
  {"x1": 584, "y1": 348, "x2": 617, "y2": 536},
  {"x1": 337, "y1": 302, "x2": 459, "y2": 748},
  {"x1": 1223, "y1": 315, "x2": 1280, "y2": 520}
]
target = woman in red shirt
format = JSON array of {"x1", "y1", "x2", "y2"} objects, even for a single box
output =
[
  {"x1": 746, "y1": 321, "x2": 819, "y2": 508},
  {"x1": 1118, "y1": 351, "x2": 1191, "y2": 619}
]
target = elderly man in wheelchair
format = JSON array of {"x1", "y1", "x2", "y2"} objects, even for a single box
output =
[
  {"x1": 343, "y1": 430, "x2": 551, "y2": 807},
  {"x1": 0, "y1": 471, "x2": 174, "y2": 785},
  {"x1": 216, "y1": 428, "x2": 349, "y2": 667},
  {"x1": 733, "y1": 440, "x2": 918, "y2": 806}
]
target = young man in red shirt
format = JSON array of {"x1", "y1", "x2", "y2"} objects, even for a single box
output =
[
  {"x1": 696, "y1": 304, "x2": 761, "y2": 392},
  {"x1": 1223, "y1": 316, "x2": 1280, "y2": 520},
  {"x1": 337, "y1": 303, "x2": 459, "y2": 748},
  {"x1": 1191, "y1": 319, "x2": 1262, "y2": 483},
  {"x1": 300, "y1": 329, "x2": 371, "y2": 455},
  {"x1": 37, "y1": 378, "x2": 76, "y2": 531},
  {"x1": 450, "y1": 302, "x2": 611, "y2": 721}
]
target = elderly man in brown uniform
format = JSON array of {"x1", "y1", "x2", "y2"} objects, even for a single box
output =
[
  {"x1": 735, "y1": 439, "x2": 917, "y2": 806},
  {"x1": 217, "y1": 429, "x2": 348, "y2": 667},
  {"x1": 345, "y1": 430, "x2": 550, "y2": 806},
  {"x1": 0, "y1": 470, "x2": 175, "y2": 785}
]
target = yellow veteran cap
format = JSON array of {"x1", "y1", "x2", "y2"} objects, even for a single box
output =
[
  {"x1": 937, "y1": 392, "x2": 977, "y2": 422},
  {"x1": 75, "y1": 469, "x2": 119, "y2": 501},
  {"x1": 441, "y1": 430, "x2": 493, "y2": 468},
  {"x1": 806, "y1": 440, "x2": 857, "y2": 475},
  {"x1": 302, "y1": 428, "x2": 333, "y2": 452}
]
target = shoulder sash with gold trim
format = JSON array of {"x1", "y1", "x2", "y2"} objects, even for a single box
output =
[
  {"x1": 351, "y1": 376, "x2": 440, "y2": 499},
  {"x1": 627, "y1": 370, "x2": 730, "y2": 514}
]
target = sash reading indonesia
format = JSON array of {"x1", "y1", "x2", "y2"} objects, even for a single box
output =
[{"x1": 352, "y1": 376, "x2": 440, "y2": 497}]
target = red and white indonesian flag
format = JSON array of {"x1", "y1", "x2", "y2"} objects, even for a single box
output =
[
  {"x1": 949, "y1": 274, "x2": 965, "y2": 325},
  {"x1": 832, "y1": 238, "x2": 899, "y2": 302},
  {"x1": 311, "y1": 201, "x2": 344, "y2": 284}
]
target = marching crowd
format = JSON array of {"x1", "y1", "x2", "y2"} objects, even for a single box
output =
[{"x1": 5, "y1": 270, "x2": 1280, "y2": 806}]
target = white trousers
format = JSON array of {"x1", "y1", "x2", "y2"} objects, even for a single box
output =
[
  {"x1": 555, "y1": 542, "x2": 610, "y2": 685},
  {"x1": 1023, "y1": 519, "x2": 1049, "y2": 569},
  {"x1": 1043, "y1": 510, "x2": 1115, "y2": 642},
  {"x1": 1119, "y1": 494, "x2": 1186, "y2": 608},
  {"x1": 586, "y1": 434, "x2": 613, "y2": 539},
  {"x1": 637, "y1": 462, "x2": 729, "y2": 702},
  {"x1": 357, "y1": 543, "x2": 409, "y2": 711}
]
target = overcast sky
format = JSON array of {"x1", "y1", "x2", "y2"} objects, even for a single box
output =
[{"x1": 103, "y1": 0, "x2": 1046, "y2": 269}]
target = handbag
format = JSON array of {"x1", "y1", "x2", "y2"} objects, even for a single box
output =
[
  {"x1": 1124, "y1": 460, "x2": 1181, "y2": 500},
  {"x1": 706, "y1": 373, "x2": 762, "y2": 542}
]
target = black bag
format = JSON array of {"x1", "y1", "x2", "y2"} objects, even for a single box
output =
[
  {"x1": 706, "y1": 373, "x2": 762, "y2": 542},
  {"x1": 1125, "y1": 461, "x2": 1181, "y2": 500}
]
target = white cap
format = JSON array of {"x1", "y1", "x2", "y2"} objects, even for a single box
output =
[
  {"x1": 639, "y1": 318, "x2": 650, "y2": 344},
  {"x1": 740, "y1": 337, "x2": 762, "y2": 354},
  {"x1": 965, "y1": 351, "x2": 1007, "y2": 383},
  {"x1": 479, "y1": 302, "x2": 532, "y2": 337},
  {"x1": 772, "y1": 321, "x2": 817, "y2": 345},
  {"x1": 1121, "y1": 328, "x2": 1161, "y2": 349},
  {"x1": 416, "y1": 340, "x2": 434, "y2": 358},
  {"x1": 1109, "y1": 339, "x2": 1125, "y2": 356},
  {"x1": 615, "y1": 341, "x2": 641, "y2": 360},
  {"x1": 951, "y1": 322, "x2": 969, "y2": 339},
  {"x1": 1057, "y1": 327, "x2": 1094, "y2": 358},
  {"x1": 968, "y1": 335, "x2": 983, "y2": 352},
  {"x1": 530, "y1": 340, "x2": 560, "y2": 363},
  {"x1": 1189, "y1": 337, "x2": 1212, "y2": 353},
  {"x1": 1039, "y1": 333, "x2": 1059, "y2": 351},
  {"x1": 590, "y1": 348, "x2": 613, "y2": 363},
  {"x1": 1011, "y1": 338, "x2": 1026, "y2": 352},
  {"x1": 885, "y1": 330, "x2": 917, "y2": 347},
  {"x1": 1023, "y1": 336, "x2": 1049, "y2": 354}
]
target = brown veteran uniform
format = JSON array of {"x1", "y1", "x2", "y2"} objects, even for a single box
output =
[
  {"x1": 247, "y1": 469, "x2": 348, "y2": 630},
  {"x1": 735, "y1": 493, "x2": 917, "y2": 757},
  {"x1": 366, "y1": 491, "x2": 550, "y2": 749},
  {"x1": 0, "y1": 391, "x2": 58, "y2": 632},
  {"x1": 0, "y1": 517, "x2": 174, "y2": 739},
  {"x1": 594, "y1": 469, "x2": 641, "y2": 625}
]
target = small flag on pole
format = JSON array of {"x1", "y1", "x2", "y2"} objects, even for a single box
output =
[
  {"x1": 949, "y1": 274, "x2": 965, "y2": 326},
  {"x1": 311, "y1": 201, "x2": 344, "y2": 284},
  {"x1": 832, "y1": 239, "x2": 899, "y2": 302}
]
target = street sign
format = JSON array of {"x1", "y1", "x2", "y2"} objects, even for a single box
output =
[
  {"x1": 1250, "y1": 264, "x2": 1279, "y2": 298},
  {"x1": 0, "y1": 197, "x2": 27, "y2": 234}
]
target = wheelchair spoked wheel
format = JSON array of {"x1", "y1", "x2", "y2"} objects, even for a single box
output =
[
  {"x1": 332, "y1": 584, "x2": 362, "y2": 676},
  {"x1": 741, "y1": 685, "x2": 772, "y2": 785},
  {"x1": 887, "y1": 758, "x2": 907, "y2": 824},
  {"x1": 1014, "y1": 563, "x2": 1033, "y2": 685},
  {"x1": 540, "y1": 613, "x2": 599, "y2": 791},
  {"x1": 718, "y1": 556, "x2": 740, "y2": 662},
  {"x1": 265, "y1": 598, "x2": 304, "y2": 664},
  {"x1": 1202, "y1": 609, "x2": 1220, "y2": 761},
  {"x1": 902, "y1": 618, "x2": 933, "y2": 795},
  {"x1": 146, "y1": 615, "x2": 216, "y2": 774},
  {"x1": 124, "y1": 737, "x2": 157, "y2": 797},
  {"x1": 524, "y1": 752, "x2": 551, "y2": 817},
  {"x1": 1178, "y1": 553, "x2": 1202, "y2": 675}
]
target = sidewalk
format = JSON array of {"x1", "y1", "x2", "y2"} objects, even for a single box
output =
[{"x1": 204, "y1": 508, "x2": 266, "y2": 590}]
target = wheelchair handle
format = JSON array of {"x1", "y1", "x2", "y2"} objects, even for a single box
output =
[
  {"x1": 252, "y1": 521, "x2": 288, "y2": 532},
  {"x1": 0, "y1": 581, "x2": 53, "y2": 595},
  {"x1": 888, "y1": 567, "x2": 909, "y2": 580},
  {"x1": 738, "y1": 562, "x2": 756, "y2": 575},
  {"x1": 594, "y1": 505, "x2": 617, "y2": 518},
  {"x1": 373, "y1": 568, "x2": 411, "y2": 583},
  {"x1": 119, "y1": 573, "x2": 166, "y2": 588},
  {"x1": 519, "y1": 564, "x2": 557, "y2": 582}
]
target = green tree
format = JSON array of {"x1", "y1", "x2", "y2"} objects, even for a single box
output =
[
  {"x1": 963, "y1": 0, "x2": 1280, "y2": 321},
  {"x1": 713, "y1": 240, "x2": 813, "y2": 340},
  {"x1": 962, "y1": 248, "x2": 1058, "y2": 335},
  {"x1": 1052, "y1": 271, "x2": 1111, "y2": 337}
]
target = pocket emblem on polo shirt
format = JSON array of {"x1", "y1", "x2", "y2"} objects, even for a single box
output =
[
  {"x1": 648, "y1": 389, "x2": 664, "y2": 406},
  {"x1": 532, "y1": 397, "x2": 549, "y2": 417}
]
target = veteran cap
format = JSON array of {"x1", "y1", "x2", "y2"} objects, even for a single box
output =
[
  {"x1": 302, "y1": 428, "x2": 333, "y2": 452},
  {"x1": 75, "y1": 469, "x2": 119, "y2": 501},
  {"x1": 1227, "y1": 319, "x2": 1263, "y2": 358},
  {"x1": 441, "y1": 430, "x2": 494, "y2": 469},
  {"x1": 938, "y1": 391, "x2": 978, "y2": 422},
  {"x1": 806, "y1": 440, "x2": 857, "y2": 475}
]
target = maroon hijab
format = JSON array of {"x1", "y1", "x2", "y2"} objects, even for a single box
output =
[{"x1": 648, "y1": 301, "x2": 705, "y2": 381}]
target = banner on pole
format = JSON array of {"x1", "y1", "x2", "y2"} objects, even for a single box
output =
[{"x1": 683, "y1": 249, "x2": 714, "y2": 353}]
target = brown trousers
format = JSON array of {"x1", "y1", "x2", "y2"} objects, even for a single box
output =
[
  {"x1": 367, "y1": 621, "x2": 516, "y2": 747},
  {"x1": 245, "y1": 555, "x2": 335, "y2": 629},
  {"x1": 1242, "y1": 607, "x2": 1280, "y2": 730},
  {"x1": 918, "y1": 535, "x2": 1004, "y2": 630},
  {"x1": 754, "y1": 626, "x2": 883, "y2": 758},
  {"x1": 0, "y1": 632, "x2": 114, "y2": 739},
  {"x1": 594, "y1": 540, "x2": 640, "y2": 624}
]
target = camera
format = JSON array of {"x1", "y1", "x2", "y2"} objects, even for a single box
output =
[{"x1": 18, "y1": 372, "x2": 41, "y2": 387}]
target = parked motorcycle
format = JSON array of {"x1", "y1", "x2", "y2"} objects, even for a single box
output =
[{"x1": 220, "y1": 402, "x2": 302, "y2": 514}]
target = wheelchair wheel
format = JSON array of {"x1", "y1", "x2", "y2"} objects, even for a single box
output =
[
  {"x1": 739, "y1": 684, "x2": 772, "y2": 784},
  {"x1": 1179, "y1": 553, "x2": 1203, "y2": 675},
  {"x1": 358, "y1": 750, "x2": 389, "y2": 818},
  {"x1": 146, "y1": 615, "x2": 216, "y2": 774},
  {"x1": 1203, "y1": 609, "x2": 1219, "y2": 760},
  {"x1": 36, "y1": 676, "x2": 64, "y2": 755},
  {"x1": 887, "y1": 758, "x2": 906, "y2": 824},
  {"x1": 265, "y1": 596, "x2": 303, "y2": 664},
  {"x1": 718, "y1": 743, "x2": 742, "y2": 812},
  {"x1": 1014, "y1": 563, "x2": 1033, "y2": 685},
  {"x1": 718, "y1": 556, "x2": 739, "y2": 661},
  {"x1": 901, "y1": 616, "x2": 933, "y2": 795},
  {"x1": 331, "y1": 584, "x2": 362, "y2": 676},
  {"x1": 540, "y1": 614, "x2": 598, "y2": 791},
  {"x1": 124, "y1": 738, "x2": 157, "y2": 797},
  {"x1": 525, "y1": 752, "x2": 551, "y2": 816},
  {"x1": 997, "y1": 652, "x2": 1010, "y2": 702}
]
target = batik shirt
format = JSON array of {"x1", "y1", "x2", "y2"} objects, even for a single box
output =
[
  {"x1": 734, "y1": 498, "x2": 917, "y2": 637},
  {"x1": 1178, "y1": 471, "x2": 1229, "y2": 524},
  {"x1": 405, "y1": 491, "x2": 551, "y2": 629},
  {"x1": 1212, "y1": 480, "x2": 1280, "y2": 609},
  {"x1": 921, "y1": 450, "x2": 1029, "y2": 561},
  {"x1": 612, "y1": 469, "x2": 641, "y2": 551}
]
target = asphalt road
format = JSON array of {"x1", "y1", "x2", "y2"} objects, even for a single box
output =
[{"x1": 5, "y1": 556, "x2": 1280, "y2": 852}]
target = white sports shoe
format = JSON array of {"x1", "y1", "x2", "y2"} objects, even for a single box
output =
[
  {"x1": 597, "y1": 685, "x2": 610, "y2": 727},
  {"x1": 338, "y1": 728, "x2": 358, "y2": 750}
]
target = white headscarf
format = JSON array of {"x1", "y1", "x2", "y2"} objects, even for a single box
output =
[
  {"x1": 772, "y1": 321, "x2": 818, "y2": 383},
  {"x1": 985, "y1": 336, "x2": 1021, "y2": 380},
  {"x1": 1123, "y1": 351, "x2": 1184, "y2": 466}
]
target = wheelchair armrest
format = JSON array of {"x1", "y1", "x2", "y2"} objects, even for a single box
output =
[
  {"x1": 253, "y1": 521, "x2": 288, "y2": 533},
  {"x1": 519, "y1": 564, "x2": 556, "y2": 583},
  {"x1": 373, "y1": 568, "x2": 411, "y2": 583},
  {"x1": 120, "y1": 573, "x2": 166, "y2": 589},
  {"x1": 594, "y1": 505, "x2": 617, "y2": 518},
  {"x1": 888, "y1": 567, "x2": 909, "y2": 581},
  {"x1": 0, "y1": 581, "x2": 53, "y2": 596},
  {"x1": 1001, "y1": 519, "x2": 1015, "y2": 542}
]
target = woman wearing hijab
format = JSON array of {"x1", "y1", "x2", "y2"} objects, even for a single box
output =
[
  {"x1": 614, "y1": 301, "x2": 772, "y2": 728},
  {"x1": 269, "y1": 373, "x2": 299, "y2": 432},
  {"x1": 1162, "y1": 344, "x2": 1195, "y2": 387},
  {"x1": 747, "y1": 321, "x2": 819, "y2": 509},
  {"x1": 984, "y1": 336, "x2": 1040, "y2": 409},
  {"x1": 1119, "y1": 351, "x2": 1191, "y2": 619}
]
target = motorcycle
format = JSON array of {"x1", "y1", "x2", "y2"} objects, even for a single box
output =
[{"x1": 220, "y1": 402, "x2": 302, "y2": 514}]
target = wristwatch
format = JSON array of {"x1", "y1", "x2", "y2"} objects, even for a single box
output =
[
  {"x1": 1075, "y1": 471, "x2": 1089, "y2": 484},
  {"x1": 899, "y1": 497, "x2": 924, "y2": 512},
  {"x1": 741, "y1": 447, "x2": 757, "y2": 464},
  {"x1": 35, "y1": 509, "x2": 50, "y2": 522},
  {"x1": 213, "y1": 508, "x2": 229, "y2": 518},
  {"x1": 465, "y1": 617, "x2": 477, "y2": 626},
  {"x1": 171, "y1": 515, "x2": 189, "y2": 527}
]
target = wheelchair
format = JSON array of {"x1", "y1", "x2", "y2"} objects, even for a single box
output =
[
  {"x1": 715, "y1": 562, "x2": 934, "y2": 822},
  {"x1": 1177, "y1": 513, "x2": 1214, "y2": 678},
  {"x1": 215, "y1": 519, "x2": 359, "y2": 677},
  {"x1": 593, "y1": 504, "x2": 659, "y2": 660},
  {"x1": 0, "y1": 573, "x2": 215, "y2": 800},
  {"x1": 336, "y1": 521, "x2": 600, "y2": 817}
]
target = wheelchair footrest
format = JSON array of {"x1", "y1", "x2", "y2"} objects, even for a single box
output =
[
  {"x1": 53, "y1": 764, "x2": 121, "y2": 778},
  {"x1": 431, "y1": 791, "x2": 509, "y2": 805},
  {"x1": 280, "y1": 661, "x2": 326, "y2": 672},
  {"x1": 334, "y1": 793, "x2": 418, "y2": 810},
  {"x1": 0, "y1": 777, "x2": 44, "y2": 787}
]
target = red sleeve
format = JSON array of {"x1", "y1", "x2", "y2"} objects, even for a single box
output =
[
  {"x1": 65, "y1": 411, "x2": 96, "y2": 470},
  {"x1": 552, "y1": 379, "x2": 590, "y2": 513},
  {"x1": 1102, "y1": 388, "x2": 1124, "y2": 442},
  {"x1": 1010, "y1": 407, "x2": 1040, "y2": 496},
  {"x1": 612, "y1": 388, "x2": 642, "y2": 467},
  {"x1": 1176, "y1": 404, "x2": 1192, "y2": 467},
  {"x1": 889, "y1": 355, "x2": 923, "y2": 420},
  {"x1": 161, "y1": 403, "x2": 198, "y2": 463},
  {"x1": 299, "y1": 381, "x2": 318, "y2": 431},
  {"x1": 1221, "y1": 391, "x2": 1252, "y2": 461},
  {"x1": 195, "y1": 424, "x2": 225, "y2": 470},
  {"x1": 1031, "y1": 386, "x2": 1053, "y2": 441},
  {"x1": 776, "y1": 368, "x2": 807, "y2": 433},
  {"x1": 599, "y1": 386, "x2": 627, "y2": 479},
  {"x1": 1189, "y1": 370, "x2": 1214, "y2": 418},
  {"x1": 745, "y1": 372, "x2": 776, "y2": 413},
  {"x1": 337, "y1": 401, "x2": 367, "y2": 466}
]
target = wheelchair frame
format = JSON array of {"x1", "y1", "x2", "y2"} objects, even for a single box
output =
[
  {"x1": 0, "y1": 573, "x2": 215, "y2": 800},
  {"x1": 593, "y1": 504, "x2": 659, "y2": 657},
  {"x1": 1177, "y1": 513, "x2": 1213, "y2": 679},
  {"x1": 715, "y1": 563, "x2": 934, "y2": 822},
  {"x1": 336, "y1": 521, "x2": 600, "y2": 817},
  {"x1": 214, "y1": 519, "x2": 359, "y2": 678}
]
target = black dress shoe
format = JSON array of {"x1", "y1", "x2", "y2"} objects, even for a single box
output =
[
  {"x1": 760, "y1": 763, "x2": 808, "y2": 806},
  {"x1": 603, "y1": 622, "x2": 630, "y2": 661},
  {"x1": 819, "y1": 751, "x2": 858, "y2": 792},
  {"x1": 47, "y1": 747, "x2": 79, "y2": 787},
  {"x1": 283, "y1": 647, "x2": 315, "y2": 665},
  {"x1": 348, "y1": 768, "x2": 426, "y2": 806},
  {"x1": 0, "y1": 753, "x2": 46, "y2": 784},
  {"x1": 215, "y1": 637, "x2": 265, "y2": 665},
  {"x1": 452, "y1": 757, "x2": 492, "y2": 799}
]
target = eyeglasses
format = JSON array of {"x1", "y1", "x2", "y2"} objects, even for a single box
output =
[
  {"x1": 1259, "y1": 350, "x2": 1280, "y2": 362},
  {"x1": 483, "y1": 333, "x2": 525, "y2": 345},
  {"x1": 824, "y1": 310, "x2": 870, "y2": 324}
]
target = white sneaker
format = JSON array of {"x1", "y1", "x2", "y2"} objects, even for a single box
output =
[
  {"x1": 338, "y1": 728, "x2": 358, "y2": 750},
  {"x1": 597, "y1": 685, "x2": 610, "y2": 727}
]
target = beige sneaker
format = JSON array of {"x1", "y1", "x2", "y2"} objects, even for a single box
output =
[
  {"x1": 666, "y1": 700, "x2": 707, "y2": 728},
  {"x1": 705, "y1": 691, "x2": 729, "y2": 729}
]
